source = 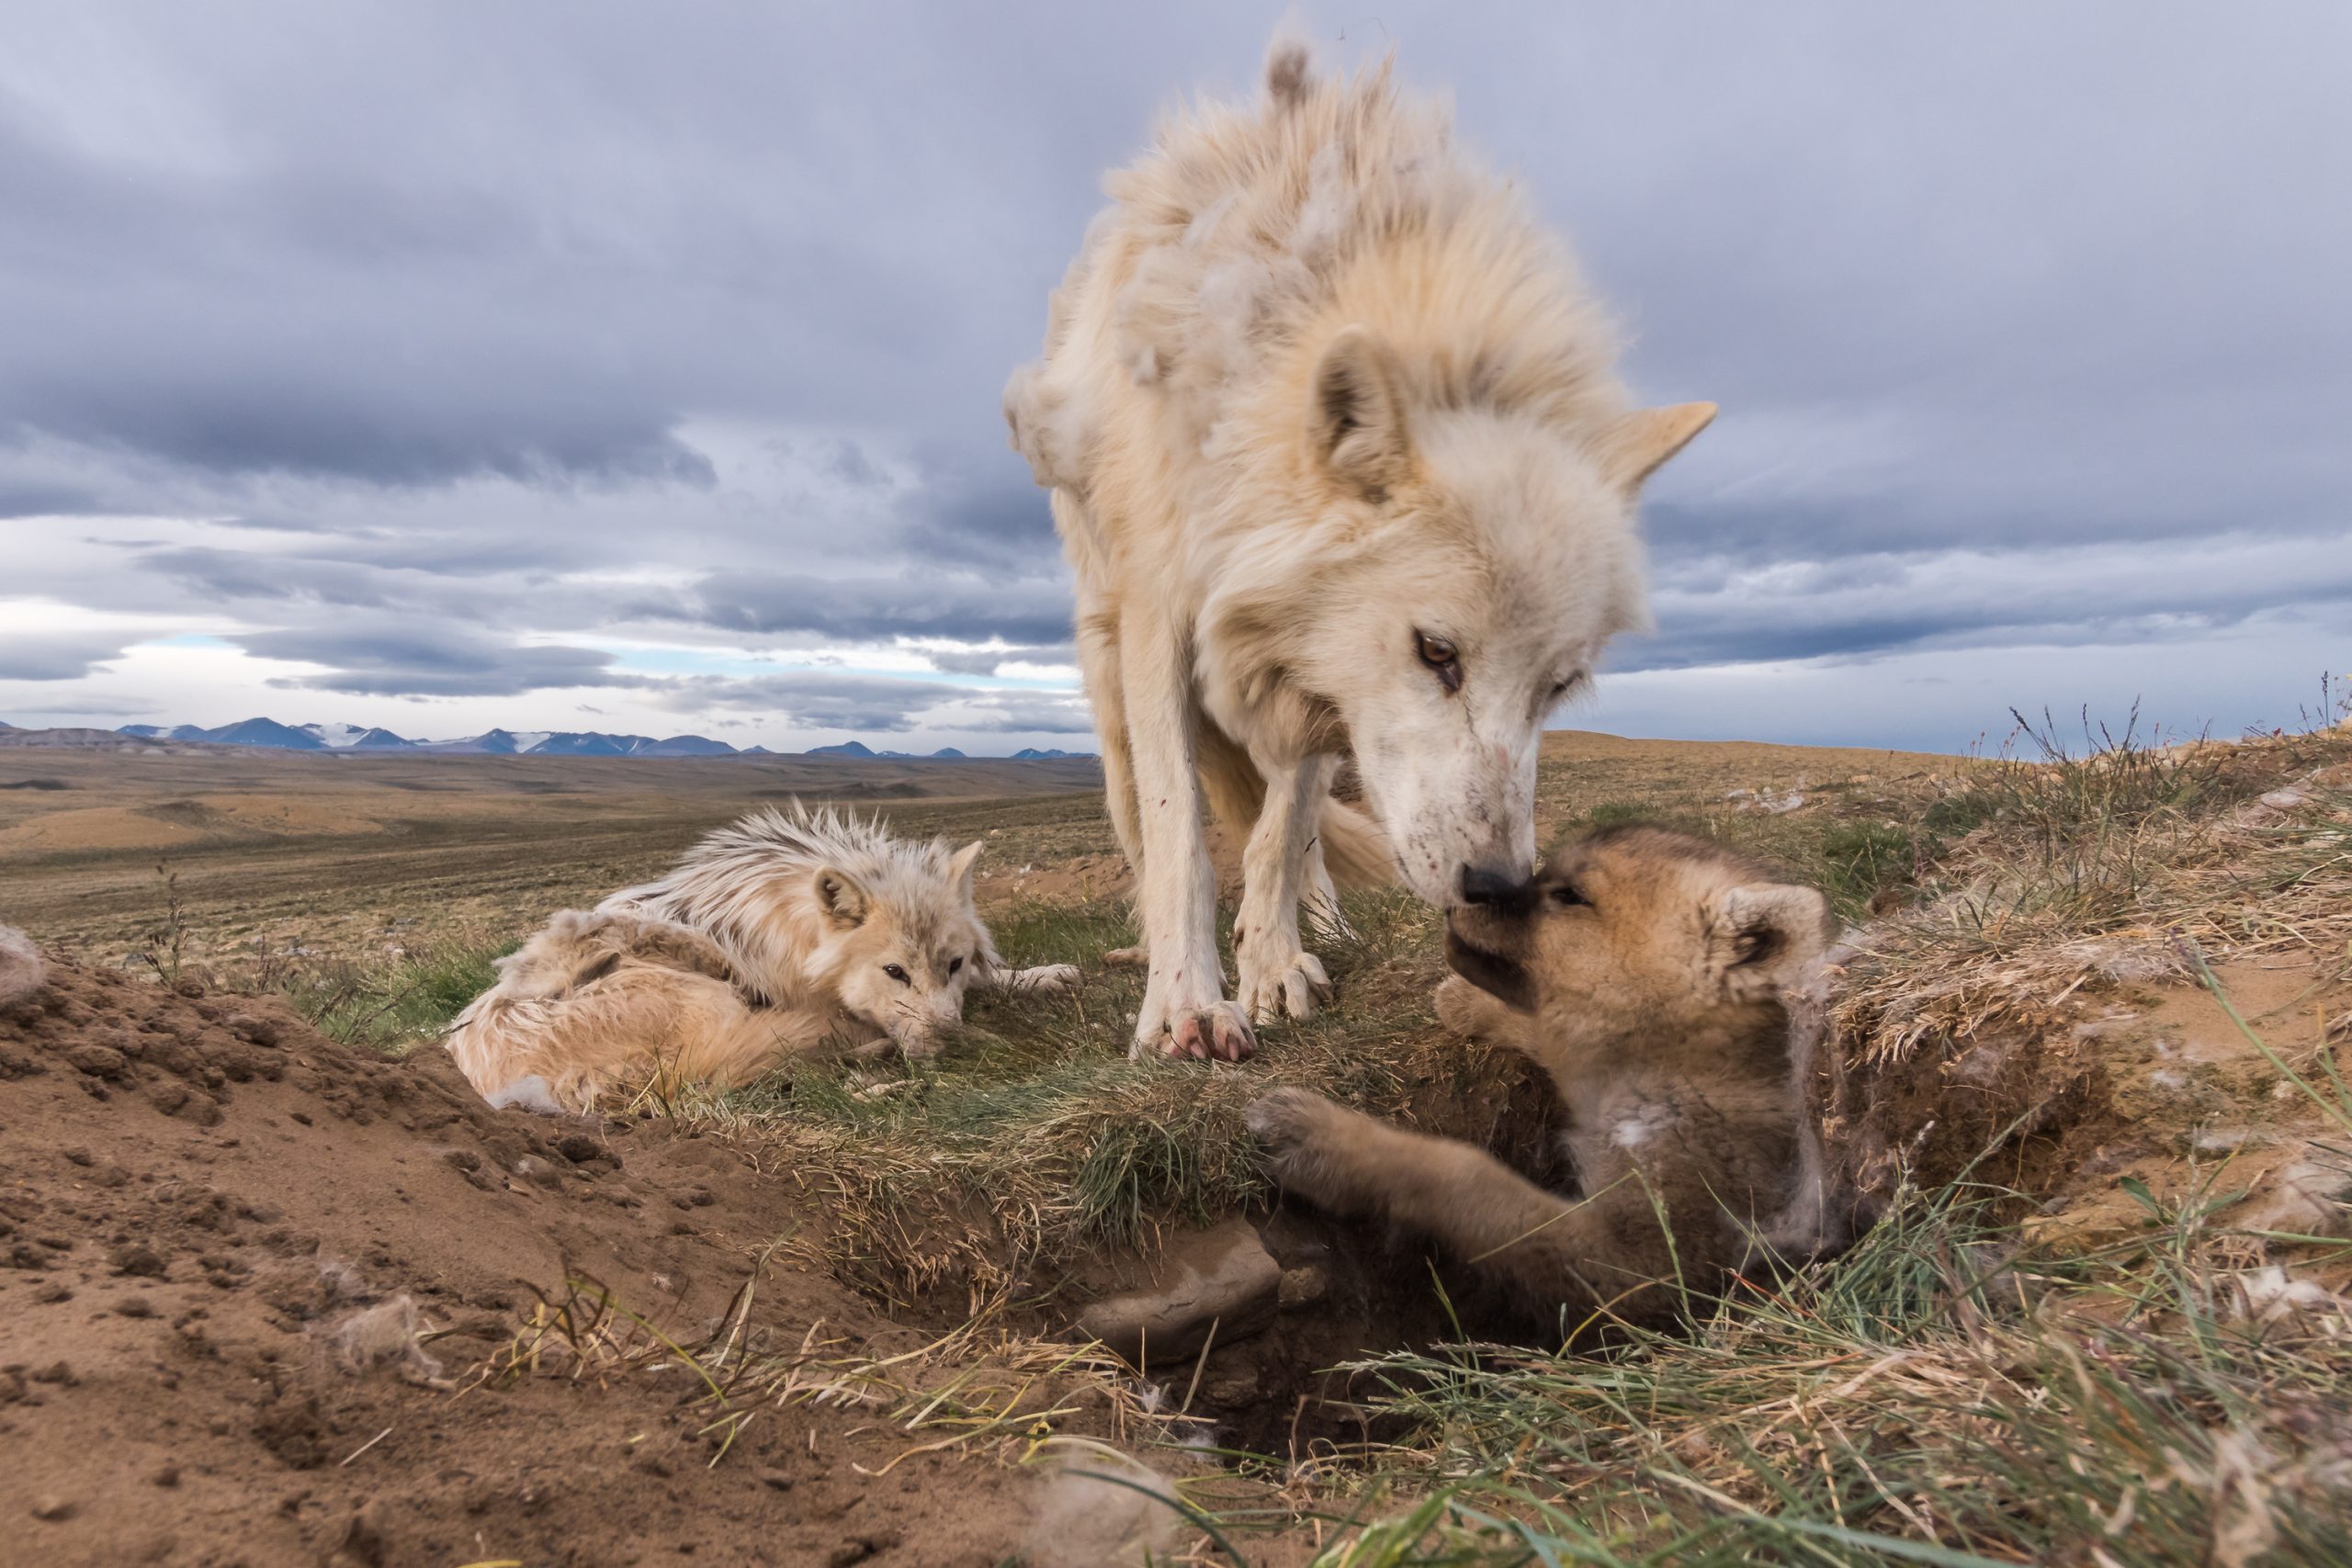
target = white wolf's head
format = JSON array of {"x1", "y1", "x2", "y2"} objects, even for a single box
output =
[{"x1": 1208, "y1": 327, "x2": 1712, "y2": 908}]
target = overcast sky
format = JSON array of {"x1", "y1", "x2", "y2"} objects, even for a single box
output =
[{"x1": 3, "y1": 2, "x2": 2346, "y2": 755}]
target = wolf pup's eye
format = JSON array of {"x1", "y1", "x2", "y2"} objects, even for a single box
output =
[
  {"x1": 1550, "y1": 882, "x2": 1590, "y2": 908},
  {"x1": 1416, "y1": 631, "x2": 1462, "y2": 694},
  {"x1": 947, "y1": 956, "x2": 964, "y2": 976},
  {"x1": 883, "y1": 964, "x2": 910, "y2": 985}
]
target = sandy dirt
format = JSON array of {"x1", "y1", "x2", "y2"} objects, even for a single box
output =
[{"x1": 0, "y1": 955, "x2": 1121, "y2": 1567}]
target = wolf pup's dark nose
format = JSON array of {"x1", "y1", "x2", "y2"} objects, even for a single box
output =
[{"x1": 1456, "y1": 864, "x2": 1532, "y2": 910}]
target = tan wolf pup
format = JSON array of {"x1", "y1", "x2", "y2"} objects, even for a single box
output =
[
  {"x1": 444, "y1": 805, "x2": 1077, "y2": 1111},
  {"x1": 1250, "y1": 827, "x2": 1838, "y2": 1332},
  {"x1": 1005, "y1": 39, "x2": 1714, "y2": 1062}
]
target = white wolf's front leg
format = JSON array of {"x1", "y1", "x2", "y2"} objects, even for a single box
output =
[
  {"x1": 1234, "y1": 756, "x2": 1332, "y2": 1025},
  {"x1": 1122, "y1": 608, "x2": 1251, "y2": 1062}
]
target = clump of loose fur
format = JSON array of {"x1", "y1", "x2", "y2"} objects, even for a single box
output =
[
  {"x1": 445, "y1": 803, "x2": 1076, "y2": 1111},
  {"x1": 1252, "y1": 826, "x2": 1838, "y2": 1333},
  {"x1": 0, "y1": 923, "x2": 46, "y2": 1010},
  {"x1": 327, "y1": 1292, "x2": 444, "y2": 1382}
]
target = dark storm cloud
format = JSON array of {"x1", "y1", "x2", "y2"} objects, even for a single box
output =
[
  {"x1": 922, "y1": 644, "x2": 1075, "y2": 676},
  {"x1": 673, "y1": 571, "x2": 1075, "y2": 647},
  {"x1": 0, "y1": 632, "x2": 131, "y2": 682},
  {"x1": 236, "y1": 624, "x2": 624, "y2": 696},
  {"x1": 6, "y1": 2, "x2": 2348, "y2": 747}
]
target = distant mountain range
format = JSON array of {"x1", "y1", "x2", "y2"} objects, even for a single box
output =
[{"x1": 83, "y1": 718, "x2": 1092, "y2": 761}]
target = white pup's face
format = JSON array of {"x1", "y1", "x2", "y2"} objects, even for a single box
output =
[
  {"x1": 808, "y1": 843, "x2": 990, "y2": 1058},
  {"x1": 1282, "y1": 329, "x2": 1710, "y2": 908}
]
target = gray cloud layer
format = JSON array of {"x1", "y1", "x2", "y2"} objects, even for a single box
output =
[{"x1": 4, "y1": 3, "x2": 2346, "y2": 748}]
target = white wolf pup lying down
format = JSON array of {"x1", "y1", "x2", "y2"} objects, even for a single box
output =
[
  {"x1": 1250, "y1": 827, "x2": 1837, "y2": 1333},
  {"x1": 444, "y1": 806, "x2": 1078, "y2": 1111},
  {"x1": 1007, "y1": 40, "x2": 1714, "y2": 1061}
]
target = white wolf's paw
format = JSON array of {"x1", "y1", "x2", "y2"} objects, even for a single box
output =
[
  {"x1": 1246, "y1": 1087, "x2": 1355, "y2": 1205},
  {"x1": 1132, "y1": 986, "x2": 1253, "y2": 1064},
  {"x1": 1006, "y1": 962, "x2": 1080, "y2": 996},
  {"x1": 1236, "y1": 932, "x2": 1330, "y2": 1026}
]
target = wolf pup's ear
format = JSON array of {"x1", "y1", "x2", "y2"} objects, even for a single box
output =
[
  {"x1": 814, "y1": 866, "x2": 870, "y2": 929},
  {"x1": 1310, "y1": 325, "x2": 1414, "y2": 502},
  {"x1": 948, "y1": 840, "x2": 983, "y2": 896},
  {"x1": 1710, "y1": 882, "x2": 1829, "y2": 999},
  {"x1": 1594, "y1": 402, "x2": 1716, "y2": 493}
]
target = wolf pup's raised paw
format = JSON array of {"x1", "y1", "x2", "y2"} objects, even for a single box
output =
[{"x1": 1248, "y1": 1086, "x2": 1369, "y2": 1207}]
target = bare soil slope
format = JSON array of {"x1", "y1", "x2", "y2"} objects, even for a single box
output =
[{"x1": 0, "y1": 956, "x2": 1102, "y2": 1567}]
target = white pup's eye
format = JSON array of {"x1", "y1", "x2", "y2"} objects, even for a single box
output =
[
  {"x1": 883, "y1": 964, "x2": 910, "y2": 985},
  {"x1": 1415, "y1": 631, "x2": 1462, "y2": 694},
  {"x1": 947, "y1": 956, "x2": 964, "y2": 976}
]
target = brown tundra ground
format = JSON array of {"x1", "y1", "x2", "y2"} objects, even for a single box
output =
[{"x1": 4, "y1": 722, "x2": 2348, "y2": 1567}]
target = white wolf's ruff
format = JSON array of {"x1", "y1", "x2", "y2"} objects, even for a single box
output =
[{"x1": 1006, "y1": 39, "x2": 1713, "y2": 1059}]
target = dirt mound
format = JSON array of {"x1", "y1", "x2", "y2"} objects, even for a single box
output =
[{"x1": 0, "y1": 952, "x2": 1096, "y2": 1566}]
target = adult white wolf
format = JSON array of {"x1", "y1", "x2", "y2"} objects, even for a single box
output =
[{"x1": 1005, "y1": 40, "x2": 1713, "y2": 1062}]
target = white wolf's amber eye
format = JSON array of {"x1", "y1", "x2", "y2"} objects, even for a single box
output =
[
  {"x1": 883, "y1": 964, "x2": 910, "y2": 985},
  {"x1": 1416, "y1": 631, "x2": 1463, "y2": 694}
]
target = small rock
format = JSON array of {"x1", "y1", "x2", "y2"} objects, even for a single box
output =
[
  {"x1": 118, "y1": 1296, "x2": 157, "y2": 1318},
  {"x1": 112, "y1": 1243, "x2": 168, "y2": 1278},
  {"x1": 1074, "y1": 1217, "x2": 1282, "y2": 1365},
  {"x1": 756, "y1": 1466, "x2": 795, "y2": 1492},
  {"x1": 61, "y1": 1146, "x2": 93, "y2": 1167},
  {"x1": 152, "y1": 1464, "x2": 180, "y2": 1488},
  {"x1": 31, "y1": 1495, "x2": 78, "y2": 1522},
  {"x1": 511, "y1": 1156, "x2": 561, "y2": 1189},
  {"x1": 227, "y1": 1012, "x2": 283, "y2": 1047},
  {"x1": 440, "y1": 1149, "x2": 482, "y2": 1174},
  {"x1": 66, "y1": 1043, "x2": 129, "y2": 1079},
  {"x1": 554, "y1": 1133, "x2": 603, "y2": 1165}
]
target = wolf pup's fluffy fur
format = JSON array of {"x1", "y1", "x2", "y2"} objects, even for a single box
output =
[
  {"x1": 1250, "y1": 827, "x2": 1836, "y2": 1332},
  {"x1": 1006, "y1": 39, "x2": 1714, "y2": 1062},
  {"x1": 445, "y1": 806, "x2": 1077, "y2": 1111}
]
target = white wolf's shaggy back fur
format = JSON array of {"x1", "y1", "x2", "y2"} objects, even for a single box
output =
[{"x1": 1008, "y1": 42, "x2": 1626, "y2": 505}]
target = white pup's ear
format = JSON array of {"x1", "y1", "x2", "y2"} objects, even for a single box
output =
[
  {"x1": 814, "y1": 866, "x2": 870, "y2": 928},
  {"x1": 1594, "y1": 402, "x2": 1716, "y2": 492},
  {"x1": 1310, "y1": 325, "x2": 1414, "y2": 501},
  {"x1": 948, "y1": 840, "x2": 983, "y2": 896},
  {"x1": 1710, "y1": 882, "x2": 1829, "y2": 998}
]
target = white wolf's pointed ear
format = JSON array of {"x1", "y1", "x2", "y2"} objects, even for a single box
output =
[
  {"x1": 948, "y1": 840, "x2": 983, "y2": 896},
  {"x1": 814, "y1": 866, "x2": 870, "y2": 929},
  {"x1": 1595, "y1": 402, "x2": 1716, "y2": 492},
  {"x1": 1310, "y1": 325, "x2": 1414, "y2": 502},
  {"x1": 1709, "y1": 882, "x2": 1829, "y2": 999}
]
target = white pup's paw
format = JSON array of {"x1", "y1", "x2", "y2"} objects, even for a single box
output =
[{"x1": 1007, "y1": 962, "x2": 1080, "y2": 995}]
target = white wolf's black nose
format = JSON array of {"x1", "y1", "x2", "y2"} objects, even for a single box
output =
[{"x1": 1457, "y1": 864, "x2": 1533, "y2": 910}]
